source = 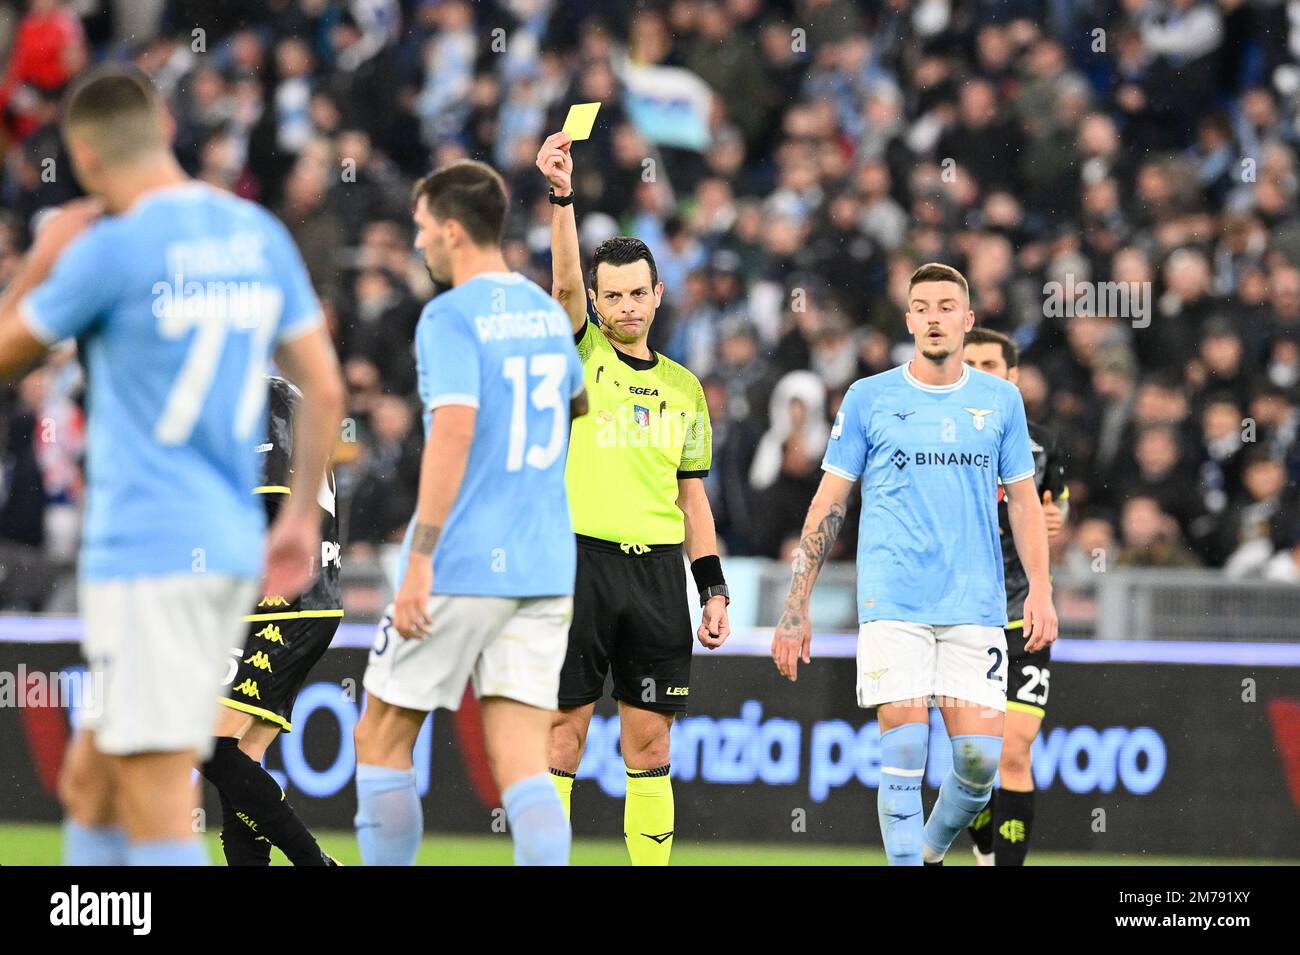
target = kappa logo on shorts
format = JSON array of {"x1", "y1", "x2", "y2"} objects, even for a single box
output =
[
  {"x1": 232, "y1": 678, "x2": 261, "y2": 700},
  {"x1": 243, "y1": 650, "x2": 273, "y2": 672},
  {"x1": 258, "y1": 595, "x2": 290, "y2": 609},
  {"x1": 255, "y1": 624, "x2": 285, "y2": 645}
]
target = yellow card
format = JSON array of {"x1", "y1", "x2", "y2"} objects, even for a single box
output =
[{"x1": 562, "y1": 102, "x2": 601, "y2": 141}]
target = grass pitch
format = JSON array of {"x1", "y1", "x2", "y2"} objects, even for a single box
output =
[{"x1": 0, "y1": 824, "x2": 1287, "y2": 866}]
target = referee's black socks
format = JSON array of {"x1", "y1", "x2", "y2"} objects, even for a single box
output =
[{"x1": 202, "y1": 736, "x2": 330, "y2": 867}]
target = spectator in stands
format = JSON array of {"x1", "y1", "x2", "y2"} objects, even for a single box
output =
[
  {"x1": 0, "y1": 0, "x2": 1298, "y2": 607},
  {"x1": 1117, "y1": 495, "x2": 1203, "y2": 568}
]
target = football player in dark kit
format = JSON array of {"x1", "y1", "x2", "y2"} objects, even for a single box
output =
[
  {"x1": 201, "y1": 376, "x2": 343, "y2": 866},
  {"x1": 962, "y1": 328, "x2": 1068, "y2": 866}
]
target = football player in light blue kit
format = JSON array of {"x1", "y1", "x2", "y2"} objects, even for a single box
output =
[
  {"x1": 354, "y1": 161, "x2": 587, "y2": 866},
  {"x1": 0, "y1": 67, "x2": 344, "y2": 865},
  {"x1": 771, "y1": 263, "x2": 1058, "y2": 865}
]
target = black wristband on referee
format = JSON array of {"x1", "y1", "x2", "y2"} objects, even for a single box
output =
[{"x1": 691, "y1": 555, "x2": 726, "y2": 596}]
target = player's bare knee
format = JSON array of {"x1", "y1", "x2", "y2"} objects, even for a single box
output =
[
  {"x1": 1000, "y1": 744, "x2": 1031, "y2": 780},
  {"x1": 58, "y1": 736, "x2": 114, "y2": 824}
]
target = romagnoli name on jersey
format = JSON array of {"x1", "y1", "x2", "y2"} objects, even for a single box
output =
[{"x1": 472, "y1": 308, "x2": 571, "y2": 342}]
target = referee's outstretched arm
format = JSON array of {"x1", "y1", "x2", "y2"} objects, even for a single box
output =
[{"x1": 536, "y1": 131, "x2": 587, "y2": 334}]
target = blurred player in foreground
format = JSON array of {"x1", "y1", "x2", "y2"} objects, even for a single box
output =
[
  {"x1": 537, "y1": 131, "x2": 730, "y2": 865},
  {"x1": 352, "y1": 161, "x2": 587, "y2": 866},
  {"x1": 962, "y1": 328, "x2": 1067, "y2": 866},
  {"x1": 202, "y1": 376, "x2": 342, "y2": 866},
  {"x1": 771, "y1": 263, "x2": 1058, "y2": 865},
  {"x1": 0, "y1": 66, "x2": 343, "y2": 865}
]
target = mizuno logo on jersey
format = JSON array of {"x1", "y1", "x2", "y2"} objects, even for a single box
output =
[
  {"x1": 892, "y1": 410, "x2": 915, "y2": 420},
  {"x1": 964, "y1": 408, "x2": 994, "y2": 430}
]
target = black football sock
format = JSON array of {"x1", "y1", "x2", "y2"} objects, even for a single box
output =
[
  {"x1": 202, "y1": 736, "x2": 329, "y2": 866},
  {"x1": 993, "y1": 788, "x2": 1035, "y2": 866},
  {"x1": 215, "y1": 785, "x2": 272, "y2": 866},
  {"x1": 967, "y1": 792, "x2": 995, "y2": 855}
]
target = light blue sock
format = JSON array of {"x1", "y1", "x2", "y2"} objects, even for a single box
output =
[
  {"x1": 503, "y1": 772, "x2": 571, "y2": 866},
  {"x1": 877, "y1": 723, "x2": 929, "y2": 866},
  {"x1": 922, "y1": 734, "x2": 1002, "y2": 861},
  {"x1": 126, "y1": 838, "x2": 208, "y2": 866},
  {"x1": 354, "y1": 763, "x2": 421, "y2": 866},
  {"x1": 62, "y1": 821, "x2": 129, "y2": 866}
]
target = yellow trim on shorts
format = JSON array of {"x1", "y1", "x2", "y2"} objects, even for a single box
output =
[
  {"x1": 1006, "y1": 619, "x2": 1024, "y2": 630},
  {"x1": 242, "y1": 609, "x2": 346, "y2": 623},
  {"x1": 252, "y1": 485, "x2": 291, "y2": 495},
  {"x1": 1005, "y1": 700, "x2": 1045, "y2": 719},
  {"x1": 218, "y1": 696, "x2": 293, "y2": 732}
]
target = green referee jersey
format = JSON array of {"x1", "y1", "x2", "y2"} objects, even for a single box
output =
[{"x1": 567, "y1": 319, "x2": 711, "y2": 546}]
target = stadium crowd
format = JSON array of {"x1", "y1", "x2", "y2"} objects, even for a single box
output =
[{"x1": 1, "y1": 0, "x2": 1299, "y2": 611}]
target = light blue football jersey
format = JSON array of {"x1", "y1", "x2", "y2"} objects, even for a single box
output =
[
  {"x1": 823, "y1": 362, "x2": 1035, "y2": 627},
  {"x1": 20, "y1": 183, "x2": 322, "y2": 581},
  {"x1": 398, "y1": 272, "x2": 585, "y2": 597}
]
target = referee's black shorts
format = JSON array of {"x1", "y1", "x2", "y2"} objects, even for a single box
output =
[{"x1": 558, "y1": 534, "x2": 694, "y2": 713}]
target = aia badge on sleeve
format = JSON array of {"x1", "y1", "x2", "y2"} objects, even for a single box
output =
[
  {"x1": 633, "y1": 405, "x2": 650, "y2": 428},
  {"x1": 964, "y1": 408, "x2": 994, "y2": 430}
]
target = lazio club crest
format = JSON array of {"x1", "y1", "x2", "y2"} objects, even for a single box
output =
[
  {"x1": 633, "y1": 404, "x2": 650, "y2": 428},
  {"x1": 964, "y1": 407, "x2": 994, "y2": 430}
]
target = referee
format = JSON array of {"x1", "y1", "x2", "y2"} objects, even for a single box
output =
[{"x1": 536, "y1": 131, "x2": 731, "y2": 865}]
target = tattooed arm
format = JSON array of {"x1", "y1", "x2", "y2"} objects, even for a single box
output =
[{"x1": 771, "y1": 471, "x2": 854, "y2": 682}]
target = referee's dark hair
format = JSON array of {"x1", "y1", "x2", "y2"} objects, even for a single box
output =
[
  {"x1": 964, "y1": 326, "x2": 1019, "y2": 369},
  {"x1": 411, "y1": 160, "x2": 507, "y2": 247},
  {"x1": 588, "y1": 236, "x2": 659, "y2": 292}
]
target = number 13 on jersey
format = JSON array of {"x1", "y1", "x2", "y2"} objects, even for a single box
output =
[{"x1": 502, "y1": 353, "x2": 568, "y2": 472}]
